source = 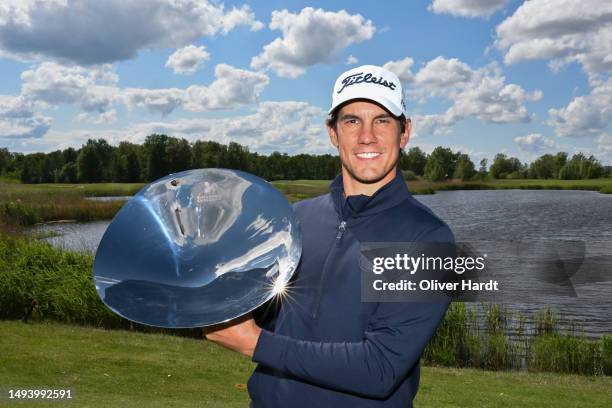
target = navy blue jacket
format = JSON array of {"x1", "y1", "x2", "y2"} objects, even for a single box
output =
[{"x1": 248, "y1": 169, "x2": 453, "y2": 407}]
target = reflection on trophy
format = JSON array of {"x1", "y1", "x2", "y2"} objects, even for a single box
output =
[{"x1": 92, "y1": 169, "x2": 302, "y2": 328}]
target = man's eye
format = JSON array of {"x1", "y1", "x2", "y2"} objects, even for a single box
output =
[
  {"x1": 376, "y1": 118, "x2": 390, "y2": 124},
  {"x1": 345, "y1": 119, "x2": 359, "y2": 125}
]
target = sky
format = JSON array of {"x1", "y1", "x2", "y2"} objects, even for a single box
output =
[{"x1": 0, "y1": 0, "x2": 611, "y2": 165}]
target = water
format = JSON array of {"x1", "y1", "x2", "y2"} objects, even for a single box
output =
[
  {"x1": 415, "y1": 189, "x2": 612, "y2": 339},
  {"x1": 83, "y1": 196, "x2": 132, "y2": 202},
  {"x1": 31, "y1": 220, "x2": 111, "y2": 253},
  {"x1": 29, "y1": 189, "x2": 612, "y2": 338}
]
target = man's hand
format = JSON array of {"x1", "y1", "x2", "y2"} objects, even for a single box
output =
[{"x1": 203, "y1": 313, "x2": 262, "y2": 358}]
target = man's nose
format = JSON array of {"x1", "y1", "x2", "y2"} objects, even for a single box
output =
[{"x1": 357, "y1": 121, "x2": 377, "y2": 144}]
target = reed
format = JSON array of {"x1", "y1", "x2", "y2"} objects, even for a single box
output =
[
  {"x1": 528, "y1": 334, "x2": 605, "y2": 375},
  {"x1": 424, "y1": 302, "x2": 611, "y2": 375},
  {"x1": 0, "y1": 183, "x2": 138, "y2": 225}
]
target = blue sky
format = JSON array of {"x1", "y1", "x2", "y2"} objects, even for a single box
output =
[{"x1": 1, "y1": 0, "x2": 611, "y2": 165}]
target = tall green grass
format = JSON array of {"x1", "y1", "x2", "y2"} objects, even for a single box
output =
[
  {"x1": 424, "y1": 302, "x2": 612, "y2": 375},
  {"x1": 0, "y1": 182, "x2": 143, "y2": 226},
  {"x1": 0, "y1": 234, "x2": 200, "y2": 338}
]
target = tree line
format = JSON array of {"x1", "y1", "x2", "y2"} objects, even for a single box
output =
[
  {"x1": 0, "y1": 134, "x2": 609, "y2": 184},
  {"x1": 404, "y1": 146, "x2": 609, "y2": 181}
]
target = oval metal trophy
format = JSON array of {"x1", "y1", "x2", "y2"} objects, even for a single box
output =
[{"x1": 92, "y1": 169, "x2": 302, "y2": 328}]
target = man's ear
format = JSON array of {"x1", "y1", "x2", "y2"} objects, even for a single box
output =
[
  {"x1": 327, "y1": 124, "x2": 339, "y2": 148},
  {"x1": 400, "y1": 117, "x2": 412, "y2": 149}
]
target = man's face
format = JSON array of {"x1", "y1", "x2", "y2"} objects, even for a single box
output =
[{"x1": 328, "y1": 100, "x2": 410, "y2": 189}]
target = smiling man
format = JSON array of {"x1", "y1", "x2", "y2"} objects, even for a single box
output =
[{"x1": 205, "y1": 65, "x2": 454, "y2": 407}]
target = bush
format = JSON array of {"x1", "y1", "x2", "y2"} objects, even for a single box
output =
[
  {"x1": 402, "y1": 170, "x2": 418, "y2": 181},
  {"x1": 0, "y1": 202, "x2": 39, "y2": 226},
  {"x1": 0, "y1": 234, "x2": 202, "y2": 339}
]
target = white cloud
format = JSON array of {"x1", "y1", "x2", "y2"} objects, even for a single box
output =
[
  {"x1": 383, "y1": 57, "x2": 414, "y2": 83},
  {"x1": 184, "y1": 64, "x2": 269, "y2": 111},
  {"x1": 20, "y1": 62, "x2": 119, "y2": 112},
  {"x1": 131, "y1": 101, "x2": 329, "y2": 153},
  {"x1": 413, "y1": 56, "x2": 473, "y2": 97},
  {"x1": 74, "y1": 109, "x2": 117, "y2": 124},
  {"x1": 598, "y1": 133, "x2": 612, "y2": 152},
  {"x1": 495, "y1": 0, "x2": 612, "y2": 78},
  {"x1": 10, "y1": 101, "x2": 330, "y2": 154},
  {"x1": 412, "y1": 113, "x2": 454, "y2": 136},
  {"x1": 165, "y1": 45, "x2": 210, "y2": 75},
  {"x1": 346, "y1": 55, "x2": 358, "y2": 65},
  {"x1": 407, "y1": 58, "x2": 542, "y2": 134},
  {"x1": 0, "y1": 62, "x2": 118, "y2": 139},
  {"x1": 0, "y1": 0, "x2": 263, "y2": 64},
  {"x1": 251, "y1": 7, "x2": 375, "y2": 78},
  {"x1": 122, "y1": 88, "x2": 185, "y2": 116},
  {"x1": 446, "y1": 72, "x2": 542, "y2": 124},
  {"x1": 514, "y1": 133, "x2": 556, "y2": 152},
  {"x1": 0, "y1": 95, "x2": 52, "y2": 139},
  {"x1": 429, "y1": 0, "x2": 511, "y2": 18},
  {"x1": 547, "y1": 77, "x2": 612, "y2": 138},
  {"x1": 122, "y1": 64, "x2": 269, "y2": 115},
  {"x1": 2, "y1": 61, "x2": 268, "y2": 141}
]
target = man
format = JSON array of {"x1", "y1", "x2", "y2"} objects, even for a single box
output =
[{"x1": 205, "y1": 65, "x2": 453, "y2": 407}]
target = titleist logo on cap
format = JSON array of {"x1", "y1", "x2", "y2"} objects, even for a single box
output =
[{"x1": 337, "y1": 72, "x2": 397, "y2": 94}]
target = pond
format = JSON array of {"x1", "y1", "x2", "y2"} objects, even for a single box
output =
[{"x1": 30, "y1": 189, "x2": 612, "y2": 338}]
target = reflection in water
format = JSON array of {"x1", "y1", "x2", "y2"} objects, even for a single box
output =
[{"x1": 92, "y1": 169, "x2": 302, "y2": 328}]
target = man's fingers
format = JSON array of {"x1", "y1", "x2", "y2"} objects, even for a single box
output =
[{"x1": 203, "y1": 313, "x2": 253, "y2": 337}]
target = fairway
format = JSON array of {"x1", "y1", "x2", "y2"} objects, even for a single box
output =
[{"x1": 1, "y1": 321, "x2": 610, "y2": 407}]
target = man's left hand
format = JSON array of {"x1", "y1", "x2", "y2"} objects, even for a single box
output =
[{"x1": 203, "y1": 314, "x2": 262, "y2": 358}]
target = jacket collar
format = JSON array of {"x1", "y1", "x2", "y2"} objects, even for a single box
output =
[{"x1": 329, "y1": 167, "x2": 411, "y2": 219}]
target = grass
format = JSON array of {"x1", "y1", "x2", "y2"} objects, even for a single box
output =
[
  {"x1": 0, "y1": 183, "x2": 143, "y2": 226},
  {"x1": 0, "y1": 320, "x2": 610, "y2": 407},
  {"x1": 423, "y1": 302, "x2": 611, "y2": 375},
  {"x1": 273, "y1": 177, "x2": 612, "y2": 197},
  {"x1": 416, "y1": 365, "x2": 612, "y2": 407},
  {"x1": 2, "y1": 178, "x2": 611, "y2": 225},
  {"x1": 0, "y1": 320, "x2": 253, "y2": 407}
]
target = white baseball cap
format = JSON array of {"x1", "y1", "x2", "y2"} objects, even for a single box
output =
[{"x1": 329, "y1": 65, "x2": 405, "y2": 117}]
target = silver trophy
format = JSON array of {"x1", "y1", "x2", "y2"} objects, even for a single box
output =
[{"x1": 92, "y1": 169, "x2": 302, "y2": 328}]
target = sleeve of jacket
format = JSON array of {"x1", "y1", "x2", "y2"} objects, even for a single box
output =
[{"x1": 252, "y1": 224, "x2": 454, "y2": 399}]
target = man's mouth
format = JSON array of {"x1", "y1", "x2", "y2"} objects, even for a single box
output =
[{"x1": 355, "y1": 152, "x2": 381, "y2": 159}]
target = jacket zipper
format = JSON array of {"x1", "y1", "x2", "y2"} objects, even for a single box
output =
[
  {"x1": 335, "y1": 220, "x2": 347, "y2": 243},
  {"x1": 311, "y1": 219, "x2": 347, "y2": 318}
]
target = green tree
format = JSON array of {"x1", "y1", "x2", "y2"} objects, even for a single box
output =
[
  {"x1": 559, "y1": 153, "x2": 604, "y2": 179},
  {"x1": 489, "y1": 154, "x2": 524, "y2": 179},
  {"x1": 475, "y1": 158, "x2": 488, "y2": 180},
  {"x1": 191, "y1": 140, "x2": 227, "y2": 169},
  {"x1": 226, "y1": 142, "x2": 250, "y2": 172},
  {"x1": 62, "y1": 147, "x2": 78, "y2": 164},
  {"x1": 400, "y1": 147, "x2": 428, "y2": 175},
  {"x1": 424, "y1": 159, "x2": 446, "y2": 181},
  {"x1": 0, "y1": 148, "x2": 10, "y2": 174},
  {"x1": 166, "y1": 137, "x2": 191, "y2": 174},
  {"x1": 76, "y1": 139, "x2": 113, "y2": 182},
  {"x1": 528, "y1": 152, "x2": 568, "y2": 179},
  {"x1": 58, "y1": 162, "x2": 78, "y2": 183},
  {"x1": 423, "y1": 147, "x2": 457, "y2": 181},
  {"x1": 454, "y1": 153, "x2": 476, "y2": 181},
  {"x1": 20, "y1": 153, "x2": 46, "y2": 183}
]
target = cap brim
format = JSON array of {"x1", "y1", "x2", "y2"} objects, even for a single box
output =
[{"x1": 329, "y1": 95, "x2": 404, "y2": 117}]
